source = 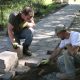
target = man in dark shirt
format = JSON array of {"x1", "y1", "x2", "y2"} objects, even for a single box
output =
[{"x1": 8, "y1": 7, "x2": 35, "y2": 56}]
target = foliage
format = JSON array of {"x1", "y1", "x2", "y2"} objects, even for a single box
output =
[{"x1": 0, "y1": 0, "x2": 63, "y2": 27}]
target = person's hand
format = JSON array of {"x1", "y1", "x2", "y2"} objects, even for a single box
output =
[
  {"x1": 12, "y1": 42, "x2": 19, "y2": 49},
  {"x1": 41, "y1": 59, "x2": 49, "y2": 65},
  {"x1": 49, "y1": 52, "x2": 57, "y2": 65}
]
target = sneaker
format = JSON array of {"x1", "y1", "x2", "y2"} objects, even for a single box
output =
[{"x1": 56, "y1": 73, "x2": 75, "y2": 80}]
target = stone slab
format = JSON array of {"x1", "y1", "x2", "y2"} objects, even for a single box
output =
[
  {"x1": 0, "y1": 51, "x2": 18, "y2": 73},
  {"x1": 14, "y1": 66, "x2": 30, "y2": 75},
  {"x1": 0, "y1": 71, "x2": 15, "y2": 80},
  {"x1": 19, "y1": 57, "x2": 42, "y2": 68},
  {"x1": 25, "y1": 58, "x2": 45, "y2": 68}
]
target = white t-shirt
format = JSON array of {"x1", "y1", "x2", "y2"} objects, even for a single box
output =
[{"x1": 59, "y1": 31, "x2": 80, "y2": 48}]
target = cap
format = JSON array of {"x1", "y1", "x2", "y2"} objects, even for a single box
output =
[{"x1": 55, "y1": 24, "x2": 66, "y2": 34}]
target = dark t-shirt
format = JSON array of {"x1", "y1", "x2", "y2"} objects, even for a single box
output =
[{"x1": 9, "y1": 13, "x2": 24, "y2": 34}]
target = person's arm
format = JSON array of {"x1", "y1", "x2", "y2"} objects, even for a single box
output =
[
  {"x1": 49, "y1": 47, "x2": 62, "y2": 61},
  {"x1": 8, "y1": 23, "x2": 15, "y2": 44},
  {"x1": 23, "y1": 17, "x2": 35, "y2": 28},
  {"x1": 66, "y1": 44, "x2": 80, "y2": 56},
  {"x1": 28, "y1": 17, "x2": 35, "y2": 27}
]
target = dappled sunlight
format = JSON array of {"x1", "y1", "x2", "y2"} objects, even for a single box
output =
[
  {"x1": 41, "y1": 31, "x2": 55, "y2": 35},
  {"x1": 43, "y1": 24, "x2": 51, "y2": 27},
  {"x1": 57, "y1": 14, "x2": 75, "y2": 21},
  {"x1": 46, "y1": 37, "x2": 60, "y2": 42},
  {"x1": 68, "y1": 0, "x2": 80, "y2": 4},
  {"x1": 34, "y1": 34, "x2": 52, "y2": 39},
  {"x1": 0, "y1": 36, "x2": 12, "y2": 52},
  {"x1": 51, "y1": 21, "x2": 61, "y2": 24},
  {"x1": 55, "y1": 10, "x2": 66, "y2": 15},
  {"x1": 31, "y1": 35, "x2": 60, "y2": 53},
  {"x1": 30, "y1": 4, "x2": 80, "y2": 54},
  {"x1": 35, "y1": 28, "x2": 55, "y2": 33},
  {"x1": 58, "y1": 16, "x2": 65, "y2": 20},
  {"x1": 70, "y1": 27, "x2": 80, "y2": 32},
  {"x1": 31, "y1": 40, "x2": 39, "y2": 44},
  {"x1": 35, "y1": 5, "x2": 79, "y2": 33}
]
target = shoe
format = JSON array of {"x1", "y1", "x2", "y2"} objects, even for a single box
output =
[
  {"x1": 23, "y1": 43, "x2": 32, "y2": 56},
  {"x1": 56, "y1": 73, "x2": 75, "y2": 80},
  {"x1": 23, "y1": 49, "x2": 32, "y2": 56},
  {"x1": 25, "y1": 49, "x2": 32, "y2": 56},
  {"x1": 23, "y1": 44, "x2": 32, "y2": 56}
]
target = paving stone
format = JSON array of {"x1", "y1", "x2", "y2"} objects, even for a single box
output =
[
  {"x1": 14, "y1": 66, "x2": 30, "y2": 75},
  {"x1": 0, "y1": 36, "x2": 13, "y2": 53},
  {"x1": 0, "y1": 71, "x2": 15, "y2": 80},
  {"x1": 0, "y1": 51, "x2": 18, "y2": 73},
  {"x1": 0, "y1": 37, "x2": 23, "y2": 59},
  {"x1": 19, "y1": 57, "x2": 42, "y2": 68}
]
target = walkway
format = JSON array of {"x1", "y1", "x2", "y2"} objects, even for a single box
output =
[
  {"x1": 30, "y1": 4, "x2": 80, "y2": 58},
  {"x1": 0, "y1": 4, "x2": 80, "y2": 58},
  {"x1": 0, "y1": 4, "x2": 80, "y2": 80},
  {"x1": 0, "y1": 4, "x2": 80, "y2": 60}
]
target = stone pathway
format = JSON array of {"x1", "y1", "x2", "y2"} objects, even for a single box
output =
[
  {"x1": 0, "y1": 5, "x2": 80, "y2": 58},
  {"x1": 39, "y1": 9, "x2": 80, "y2": 80},
  {"x1": 18, "y1": 4, "x2": 80, "y2": 80},
  {"x1": 0, "y1": 4, "x2": 80, "y2": 66},
  {"x1": 0, "y1": 4, "x2": 80, "y2": 80},
  {"x1": 30, "y1": 4, "x2": 80, "y2": 57},
  {"x1": 69, "y1": 12, "x2": 80, "y2": 31}
]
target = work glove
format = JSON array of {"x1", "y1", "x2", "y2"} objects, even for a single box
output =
[
  {"x1": 12, "y1": 42, "x2": 19, "y2": 49},
  {"x1": 41, "y1": 59, "x2": 49, "y2": 65}
]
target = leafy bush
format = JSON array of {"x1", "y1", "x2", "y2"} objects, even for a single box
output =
[{"x1": 0, "y1": 0, "x2": 64, "y2": 27}]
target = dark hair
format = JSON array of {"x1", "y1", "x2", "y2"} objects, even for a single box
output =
[{"x1": 21, "y1": 7, "x2": 34, "y2": 16}]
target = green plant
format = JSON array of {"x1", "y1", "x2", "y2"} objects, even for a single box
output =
[{"x1": 0, "y1": 0, "x2": 65, "y2": 27}]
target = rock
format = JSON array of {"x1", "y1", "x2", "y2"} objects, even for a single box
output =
[
  {"x1": 25, "y1": 58, "x2": 42, "y2": 68},
  {"x1": 19, "y1": 57, "x2": 42, "y2": 68},
  {"x1": 0, "y1": 51, "x2": 18, "y2": 73},
  {"x1": 0, "y1": 71, "x2": 15, "y2": 80},
  {"x1": 39, "y1": 72, "x2": 60, "y2": 80},
  {"x1": 14, "y1": 66, "x2": 30, "y2": 75}
]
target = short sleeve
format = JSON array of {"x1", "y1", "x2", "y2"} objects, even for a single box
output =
[
  {"x1": 59, "y1": 40, "x2": 65, "y2": 48},
  {"x1": 71, "y1": 32, "x2": 80, "y2": 46},
  {"x1": 8, "y1": 13, "x2": 15, "y2": 25}
]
